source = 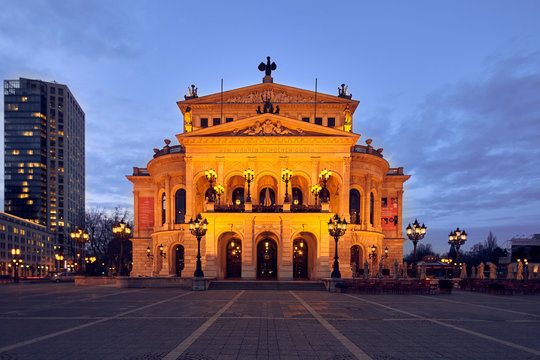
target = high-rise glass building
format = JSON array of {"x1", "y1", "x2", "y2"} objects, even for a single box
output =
[{"x1": 4, "y1": 78, "x2": 85, "y2": 247}]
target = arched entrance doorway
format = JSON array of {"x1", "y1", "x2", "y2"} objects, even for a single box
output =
[
  {"x1": 350, "y1": 245, "x2": 363, "y2": 278},
  {"x1": 175, "y1": 245, "x2": 185, "y2": 276},
  {"x1": 257, "y1": 239, "x2": 277, "y2": 279},
  {"x1": 226, "y1": 239, "x2": 242, "y2": 278},
  {"x1": 293, "y1": 239, "x2": 308, "y2": 279}
]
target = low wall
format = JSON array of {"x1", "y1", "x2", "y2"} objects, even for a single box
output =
[
  {"x1": 75, "y1": 276, "x2": 116, "y2": 286},
  {"x1": 116, "y1": 276, "x2": 193, "y2": 289}
]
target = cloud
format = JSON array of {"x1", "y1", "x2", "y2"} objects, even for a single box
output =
[{"x1": 364, "y1": 51, "x2": 540, "y2": 234}]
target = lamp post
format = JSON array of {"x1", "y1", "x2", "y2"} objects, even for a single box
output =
[
  {"x1": 319, "y1": 169, "x2": 332, "y2": 203},
  {"x1": 243, "y1": 168, "x2": 254, "y2": 203},
  {"x1": 112, "y1": 222, "x2": 132, "y2": 276},
  {"x1": 70, "y1": 228, "x2": 89, "y2": 275},
  {"x1": 406, "y1": 219, "x2": 427, "y2": 272},
  {"x1": 11, "y1": 249, "x2": 22, "y2": 283},
  {"x1": 189, "y1": 214, "x2": 208, "y2": 278},
  {"x1": 369, "y1": 244, "x2": 377, "y2": 271},
  {"x1": 311, "y1": 184, "x2": 322, "y2": 207},
  {"x1": 448, "y1": 227, "x2": 467, "y2": 264},
  {"x1": 281, "y1": 169, "x2": 293, "y2": 203},
  {"x1": 328, "y1": 214, "x2": 347, "y2": 278},
  {"x1": 158, "y1": 244, "x2": 166, "y2": 259},
  {"x1": 204, "y1": 169, "x2": 217, "y2": 202},
  {"x1": 214, "y1": 184, "x2": 224, "y2": 205}
]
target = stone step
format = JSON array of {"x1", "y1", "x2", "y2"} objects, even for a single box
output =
[{"x1": 208, "y1": 280, "x2": 326, "y2": 291}]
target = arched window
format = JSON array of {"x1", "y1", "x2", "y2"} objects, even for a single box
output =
[
  {"x1": 259, "y1": 188, "x2": 275, "y2": 205},
  {"x1": 175, "y1": 189, "x2": 186, "y2": 224},
  {"x1": 292, "y1": 187, "x2": 303, "y2": 205},
  {"x1": 161, "y1": 193, "x2": 166, "y2": 225},
  {"x1": 369, "y1": 192, "x2": 374, "y2": 226},
  {"x1": 232, "y1": 187, "x2": 245, "y2": 205},
  {"x1": 349, "y1": 189, "x2": 360, "y2": 224}
]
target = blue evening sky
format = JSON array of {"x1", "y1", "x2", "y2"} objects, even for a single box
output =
[{"x1": 1, "y1": 1, "x2": 539, "y2": 254}]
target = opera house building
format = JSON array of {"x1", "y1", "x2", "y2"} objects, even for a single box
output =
[{"x1": 128, "y1": 66, "x2": 409, "y2": 281}]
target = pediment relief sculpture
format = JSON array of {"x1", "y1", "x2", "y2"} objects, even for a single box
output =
[
  {"x1": 231, "y1": 119, "x2": 304, "y2": 136},
  {"x1": 224, "y1": 89, "x2": 313, "y2": 104}
]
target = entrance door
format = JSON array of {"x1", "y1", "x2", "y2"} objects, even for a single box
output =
[
  {"x1": 257, "y1": 239, "x2": 277, "y2": 279},
  {"x1": 293, "y1": 239, "x2": 308, "y2": 279},
  {"x1": 226, "y1": 239, "x2": 242, "y2": 278},
  {"x1": 175, "y1": 245, "x2": 185, "y2": 277},
  {"x1": 350, "y1": 245, "x2": 361, "y2": 278}
]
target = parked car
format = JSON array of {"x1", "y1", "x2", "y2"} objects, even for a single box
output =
[{"x1": 51, "y1": 272, "x2": 76, "y2": 283}]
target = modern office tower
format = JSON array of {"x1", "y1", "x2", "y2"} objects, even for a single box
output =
[{"x1": 4, "y1": 78, "x2": 85, "y2": 250}]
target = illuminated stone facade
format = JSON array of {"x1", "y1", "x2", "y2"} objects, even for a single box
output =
[{"x1": 128, "y1": 80, "x2": 409, "y2": 280}]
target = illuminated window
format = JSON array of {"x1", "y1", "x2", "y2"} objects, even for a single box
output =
[
  {"x1": 27, "y1": 150, "x2": 34, "y2": 155},
  {"x1": 22, "y1": 131, "x2": 33, "y2": 136},
  {"x1": 22, "y1": 187, "x2": 29, "y2": 193},
  {"x1": 27, "y1": 200, "x2": 33, "y2": 205},
  {"x1": 14, "y1": 228, "x2": 19, "y2": 234},
  {"x1": 17, "y1": 169, "x2": 24, "y2": 174},
  {"x1": 11, "y1": 150, "x2": 20, "y2": 155},
  {"x1": 6, "y1": 104, "x2": 19, "y2": 111}
]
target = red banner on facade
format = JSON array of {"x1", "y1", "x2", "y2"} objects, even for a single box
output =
[
  {"x1": 138, "y1": 197, "x2": 154, "y2": 232},
  {"x1": 381, "y1": 197, "x2": 398, "y2": 231}
]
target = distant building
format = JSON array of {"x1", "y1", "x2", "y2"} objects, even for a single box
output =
[
  {"x1": 3, "y1": 78, "x2": 85, "y2": 255},
  {"x1": 511, "y1": 234, "x2": 540, "y2": 262},
  {"x1": 0, "y1": 212, "x2": 56, "y2": 277}
]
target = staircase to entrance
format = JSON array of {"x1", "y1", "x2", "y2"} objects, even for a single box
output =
[{"x1": 208, "y1": 280, "x2": 326, "y2": 291}]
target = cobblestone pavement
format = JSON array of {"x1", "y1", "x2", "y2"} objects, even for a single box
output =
[{"x1": 0, "y1": 283, "x2": 539, "y2": 360}]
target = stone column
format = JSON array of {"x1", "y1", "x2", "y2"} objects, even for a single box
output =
[
  {"x1": 153, "y1": 181, "x2": 161, "y2": 231},
  {"x1": 311, "y1": 157, "x2": 320, "y2": 204},
  {"x1": 204, "y1": 218, "x2": 217, "y2": 278},
  {"x1": 362, "y1": 175, "x2": 370, "y2": 227},
  {"x1": 133, "y1": 190, "x2": 140, "y2": 237},
  {"x1": 341, "y1": 157, "x2": 351, "y2": 219},
  {"x1": 242, "y1": 218, "x2": 255, "y2": 279},
  {"x1": 318, "y1": 217, "x2": 331, "y2": 278},
  {"x1": 397, "y1": 189, "x2": 404, "y2": 238},
  {"x1": 165, "y1": 175, "x2": 171, "y2": 229},
  {"x1": 185, "y1": 157, "x2": 193, "y2": 220},
  {"x1": 280, "y1": 218, "x2": 293, "y2": 280}
]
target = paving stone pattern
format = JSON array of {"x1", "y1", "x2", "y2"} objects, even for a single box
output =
[{"x1": 0, "y1": 283, "x2": 539, "y2": 359}]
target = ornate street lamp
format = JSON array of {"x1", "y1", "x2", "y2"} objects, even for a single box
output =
[
  {"x1": 369, "y1": 244, "x2": 376, "y2": 260},
  {"x1": 214, "y1": 184, "x2": 224, "y2": 205},
  {"x1": 146, "y1": 246, "x2": 153, "y2": 259},
  {"x1": 319, "y1": 169, "x2": 332, "y2": 203},
  {"x1": 112, "y1": 222, "x2": 131, "y2": 276},
  {"x1": 189, "y1": 214, "x2": 208, "y2": 278},
  {"x1": 70, "y1": 228, "x2": 89, "y2": 275},
  {"x1": 406, "y1": 219, "x2": 427, "y2": 264},
  {"x1": 281, "y1": 169, "x2": 293, "y2": 203},
  {"x1": 328, "y1": 214, "x2": 347, "y2": 278},
  {"x1": 243, "y1": 168, "x2": 255, "y2": 203},
  {"x1": 204, "y1": 169, "x2": 217, "y2": 202},
  {"x1": 448, "y1": 227, "x2": 467, "y2": 264},
  {"x1": 11, "y1": 249, "x2": 22, "y2": 283},
  {"x1": 158, "y1": 244, "x2": 166, "y2": 259},
  {"x1": 311, "y1": 184, "x2": 322, "y2": 206}
]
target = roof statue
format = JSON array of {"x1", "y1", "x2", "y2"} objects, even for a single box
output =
[
  {"x1": 256, "y1": 95, "x2": 280, "y2": 114},
  {"x1": 185, "y1": 84, "x2": 198, "y2": 100},
  {"x1": 258, "y1": 56, "x2": 277, "y2": 83},
  {"x1": 338, "y1": 83, "x2": 352, "y2": 99}
]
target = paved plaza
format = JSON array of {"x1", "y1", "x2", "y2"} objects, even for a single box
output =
[{"x1": 0, "y1": 283, "x2": 539, "y2": 360}]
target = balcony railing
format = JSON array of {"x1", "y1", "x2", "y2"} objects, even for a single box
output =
[
  {"x1": 291, "y1": 204, "x2": 322, "y2": 213},
  {"x1": 214, "y1": 204, "x2": 245, "y2": 212},
  {"x1": 252, "y1": 205, "x2": 283, "y2": 213}
]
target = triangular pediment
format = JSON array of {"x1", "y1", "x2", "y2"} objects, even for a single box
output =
[
  {"x1": 177, "y1": 82, "x2": 359, "y2": 115},
  {"x1": 177, "y1": 113, "x2": 360, "y2": 143}
]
